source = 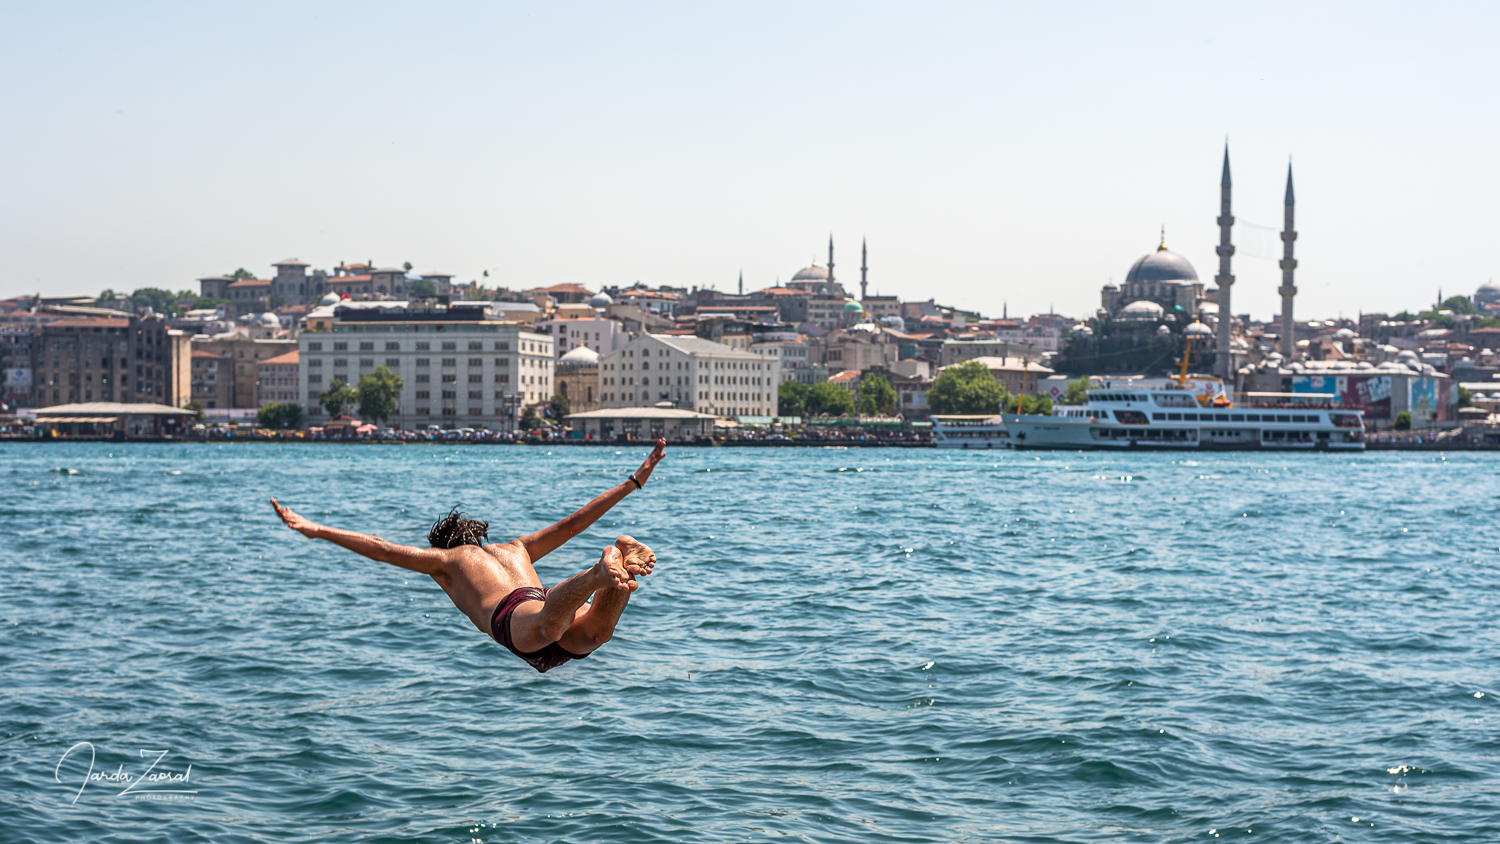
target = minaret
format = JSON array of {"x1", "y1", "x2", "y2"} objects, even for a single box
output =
[
  {"x1": 828, "y1": 235, "x2": 836, "y2": 292},
  {"x1": 1279, "y1": 161, "x2": 1298, "y2": 359},
  {"x1": 859, "y1": 239, "x2": 868, "y2": 301},
  {"x1": 738, "y1": 270, "x2": 743, "y2": 297},
  {"x1": 1214, "y1": 143, "x2": 1236, "y2": 379}
]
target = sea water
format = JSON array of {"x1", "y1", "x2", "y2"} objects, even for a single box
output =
[{"x1": 1, "y1": 442, "x2": 1497, "y2": 842}]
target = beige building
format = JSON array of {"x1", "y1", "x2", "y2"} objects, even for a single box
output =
[
  {"x1": 942, "y1": 356, "x2": 1056, "y2": 395},
  {"x1": 598, "y1": 333, "x2": 777, "y2": 418},
  {"x1": 299, "y1": 301, "x2": 553, "y2": 431},
  {"x1": 191, "y1": 334, "x2": 297, "y2": 409},
  {"x1": 257, "y1": 350, "x2": 299, "y2": 407}
]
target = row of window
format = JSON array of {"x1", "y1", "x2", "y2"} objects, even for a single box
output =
[
  {"x1": 307, "y1": 357, "x2": 542, "y2": 369},
  {"x1": 305, "y1": 340, "x2": 548, "y2": 353},
  {"x1": 1144, "y1": 412, "x2": 1318, "y2": 423}
]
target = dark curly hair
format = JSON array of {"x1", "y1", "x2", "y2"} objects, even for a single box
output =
[{"x1": 428, "y1": 507, "x2": 489, "y2": 549}]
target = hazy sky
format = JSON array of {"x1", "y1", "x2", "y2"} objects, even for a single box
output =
[{"x1": 2, "y1": 2, "x2": 1495, "y2": 321}]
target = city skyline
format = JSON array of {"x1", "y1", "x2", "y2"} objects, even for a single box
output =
[{"x1": 2, "y1": 2, "x2": 1496, "y2": 320}]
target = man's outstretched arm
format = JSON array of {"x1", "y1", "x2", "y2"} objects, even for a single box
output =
[
  {"x1": 270, "y1": 498, "x2": 447, "y2": 575},
  {"x1": 511, "y1": 439, "x2": 665, "y2": 563}
]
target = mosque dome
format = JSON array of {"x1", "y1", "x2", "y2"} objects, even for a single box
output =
[
  {"x1": 1118, "y1": 300, "x2": 1165, "y2": 320},
  {"x1": 1124, "y1": 243, "x2": 1199, "y2": 286},
  {"x1": 320, "y1": 293, "x2": 341, "y2": 306},
  {"x1": 1336, "y1": 328, "x2": 1356, "y2": 341},
  {"x1": 559, "y1": 345, "x2": 601, "y2": 364},
  {"x1": 1184, "y1": 320, "x2": 1213, "y2": 336},
  {"x1": 843, "y1": 300, "x2": 864, "y2": 313},
  {"x1": 792, "y1": 264, "x2": 829, "y2": 283},
  {"x1": 257, "y1": 312, "x2": 281, "y2": 327},
  {"x1": 590, "y1": 291, "x2": 614, "y2": 308},
  {"x1": 1477, "y1": 279, "x2": 1500, "y2": 304}
]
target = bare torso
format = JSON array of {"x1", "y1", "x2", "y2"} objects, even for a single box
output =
[{"x1": 431, "y1": 541, "x2": 543, "y2": 634}]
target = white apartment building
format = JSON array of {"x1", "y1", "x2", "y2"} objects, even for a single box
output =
[
  {"x1": 299, "y1": 302, "x2": 553, "y2": 431},
  {"x1": 543, "y1": 315, "x2": 628, "y2": 361},
  {"x1": 598, "y1": 333, "x2": 778, "y2": 418}
]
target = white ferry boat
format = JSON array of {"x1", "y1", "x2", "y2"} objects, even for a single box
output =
[
  {"x1": 1004, "y1": 385, "x2": 1364, "y2": 451},
  {"x1": 930, "y1": 415, "x2": 1011, "y2": 449}
]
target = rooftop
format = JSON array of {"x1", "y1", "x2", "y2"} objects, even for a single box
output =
[
  {"x1": 565, "y1": 407, "x2": 719, "y2": 420},
  {"x1": 261, "y1": 350, "x2": 300, "y2": 366},
  {"x1": 33, "y1": 402, "x2": 196, "y2": 417}
]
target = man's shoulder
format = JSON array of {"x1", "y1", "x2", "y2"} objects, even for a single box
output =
[{"x1": 479, "y1": 540, "x2": 529, "y2": 564}]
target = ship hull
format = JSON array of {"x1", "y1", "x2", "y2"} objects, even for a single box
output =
[{"x1": 1003, "y1": 414, "x2": 1365, "y2": 451}]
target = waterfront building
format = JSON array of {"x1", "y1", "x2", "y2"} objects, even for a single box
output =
[
  {"x1": 940, "y1": 356, "x2": 1055, "y2": 395},
  {"x1": 256, "y1": 350, "x2": 300, "y2": 407},
  {"x1": 189, "y1": 350, "x2": 234, "y2": 409},
  {"x1": 939, "y1": 339, "x2": 1039, "y2": 367},
  {"x1": 563, "y1": 406, "x2": 718, "y2": 441},
  {"x1": 31, "y1": 314, "x2": 190, "y2": 408},
  {"x1": 750, "y1": 334, "x2": 810, "y2": 383},
  {"x1": 299, "y1": 301, "x2": 553, "y2": 431},
  {"x1": 2, "y1": 327, "x2": 33, "y2": 409},
  {"x1": 598, "y1": 333, "x2": 777, "y2": 418},
  {"x1": 31, "y1": 401, "x2": 197, "y2": 437}
]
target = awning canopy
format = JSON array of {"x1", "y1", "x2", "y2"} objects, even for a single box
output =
[{"x1": 37, "y1": 416, "x2": 120, "y2": 423}]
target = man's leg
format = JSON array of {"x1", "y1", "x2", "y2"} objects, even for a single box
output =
[
  {"x1": 559, "y1": 536, "x2": 655, "y2": 655},
  {"x1": 508, "y1": 546, "x2": 633, "y2": 653}
]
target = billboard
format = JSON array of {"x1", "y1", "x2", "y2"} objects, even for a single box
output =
[{"x1": 1293, "y1": 374, "x2": 1392, "y2": 418}]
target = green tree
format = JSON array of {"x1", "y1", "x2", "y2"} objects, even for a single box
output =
[
  {"x1": 1458, "y1": 386, "x2": 1474, "y2": 408},
  {"x1": 1440, "y1": 295, "x2": 1475, "y2": 315},
  {"x1": 547, "y1": 392, "x2": 570, "y2": 421},
  {"x1": 321, "y1": 377, "x2": 359, "y2": 417},
  {"x1": 519, "y1": 406, "x2": 542, "y2": 431},
  {"x1": 778, "y1": 381, "x2": 808, "y2": 417},
  {"x1": 409, "y1": 279, "x2": 437, "y2": 297},
  {"x1": 99, "y1": 288, "x2": 117, "y2": 301},
  {"x1": 1060, "y1": 377, "x2": 1091, "y2": 405},
  {"x1": 805, "y1": 382, "x2": 856, "y2": 416},
  {"x1": 927, "y1": 360, "x2": 1008, "y2": 414},
  {"x1": 1393, "y1": 411, "x2": 1413, "y2": 431},
  {"x1": 1006, "y1": 394, "x2": 1054, "y2": 414},
  {"x1": 225, "y1": 268, "x2": 255, "y2": 281},
  {"x1": 257, "y1": 402, "x2": 303, "y2": 429},
  {"x1": 185, "y1": 401, "x2": 205, "y2": 422},
  {"x1": 356, "y1": 366, "x2": 404, "y2": 424},
  {"x1": 191, "y1": 297, "x2": 229, "y2": 310},
  {"x1": 128, "y1": 287, "x2": 184, "y2": 316},
  {"x1": 856, "y1": 374, "x2": 898, "y2": 416}
]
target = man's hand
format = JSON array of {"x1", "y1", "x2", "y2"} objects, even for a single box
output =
[
  {"x1": 630, "y1": 439, "x2": 666, "y2": 489},
  {"x1": 270, "y1": 498, "x2": 320, "y2": 539}
]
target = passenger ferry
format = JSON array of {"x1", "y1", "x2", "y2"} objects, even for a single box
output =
[
  {"x1": 930, "y1": 415, "x2": 1011, "y2": 449},
  {"x1": 1002, "y1": 325, "x2": 1365, "y2": 451}
]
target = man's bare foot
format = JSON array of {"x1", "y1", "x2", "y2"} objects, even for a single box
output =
[
  {"x1": 614, "y1": 535, "x2": 656, "y2": 578},
  {"x1": 593, "y1": 546, "x2": 636, "y2": 592}
]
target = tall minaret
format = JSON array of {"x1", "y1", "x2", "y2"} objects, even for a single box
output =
[
  {"x1": 1279, "y1": 161, "x2": 1298, "y2": 359},
  {"x1": 738, "y1": 270, "x2": 743, "y2": 296},
  {"x1": 1214, "y1": 143, "x2": 1236, "y2": 379},
  {"x1": 828, "y1": 235, "x2": 836, "y2": 291},
  {"x1": 859, "y1": 238, "x2": 868, "y2": 301}
]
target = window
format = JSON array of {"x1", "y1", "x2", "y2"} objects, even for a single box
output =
[
  {"x1": 468, "y1": 358, "x2": 482, "y2": 367},
  {"x1": 359, "y1": 358, "x2": 374, "y2": 367},
  {"x1": 441, "y1": 358, "x2": 456, "y2": 367},
  {"x1": 496, "y1": 341, "x2": 509, "y2": 351},
  {"x1": 359, "y1": 342, "x2": 374, "y2": 351},
  {"x1": 468, "y1": 341, "x2": 482, "y2": 351},
  {"x1": 495, "y1": 357, "x2": 508, "y2": 367},
  {"x1": 307, "y1": 342, "x2": 323, "y2": 351},
  {"x1": 416, "y1": 408, "x2": 430, "y2": 416},
  {"x1": 415, "y1": 342, "x2": 431, "y2": 351},
  {"x1": 442, "y1": 390, "x2": 456, "y2": 399},
  {"x1": 497, "y1": 374, "x2": 509, "y2": 383},
  {"x1": 309, "y1": 375, "x2": 322, "y2": 384},
  {"x1": 333, "y1": 342, "x2": 348, "y2": 351},
  {"x1": 441, "y1": 341, "x2": 456, "y2": 351},
  {"x1": 416, "y1": 374, "x2": 430, "y2": 383},
  {"x1": 416, "y1": 390, "x2": 430, "y2": 399},
  {"x1": 494, "y1": 391, "x2": 504, "y2": 399},
  {"x1": 334, "y1": 358, "x2": 347, "y2": 367},
  {"x1": 468, "y1": 391, "x2": 482, "y2": 399},
  {"x1": 441, "y1": 374, "x2": 457, "y2": 383},
  {"x1": 308, "y1": 358, "x2": 322, "y2": 367},
  {"x1": 385, "y1": 358, "x2": 400, "y2": 367},
  {"x1": 385, "y1": 342, "x2": 400, "y2": 351},
  {"x1": 468, "y1": 374, "x2": 482, "y2": 383},
  {"x1": 416, "y1": 358, "x2": 430, "y2": 367}
]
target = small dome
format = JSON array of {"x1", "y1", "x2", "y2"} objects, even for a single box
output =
[
  {"x1": 843, "y1": 300, "x2": 864, "y2": 313},
  {"x1": 1479, "y1": 280, "x2": 1500, "y2": 293},
  {"x1": 1118, "y1": 300, "x2": 1165, "y2": 320},
  {"x1": 590, "y1": 291, "x2": 614, "y2": 308},
  {"x1": 320, "y1": 293, "x2": 341, "y2": 306},
  {"x1": 791, "y1": 264, "x2": 829, "y2": 282},
  {"x1": 1198, "y1": 302, "x2": 1220, "y2": 315},
  {"x1": 559, "y1": 345, "x2": 600, "y2": 364},
  {"x1": 258, "y1": 312, "x2": 281, "y2": 327},
  {"x1": 1156, "y1": 324, "x2": 1172, "y2": 335},
  {"x1": 1184, "y1": 320, "x2": 1213, "y2": 337}
]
